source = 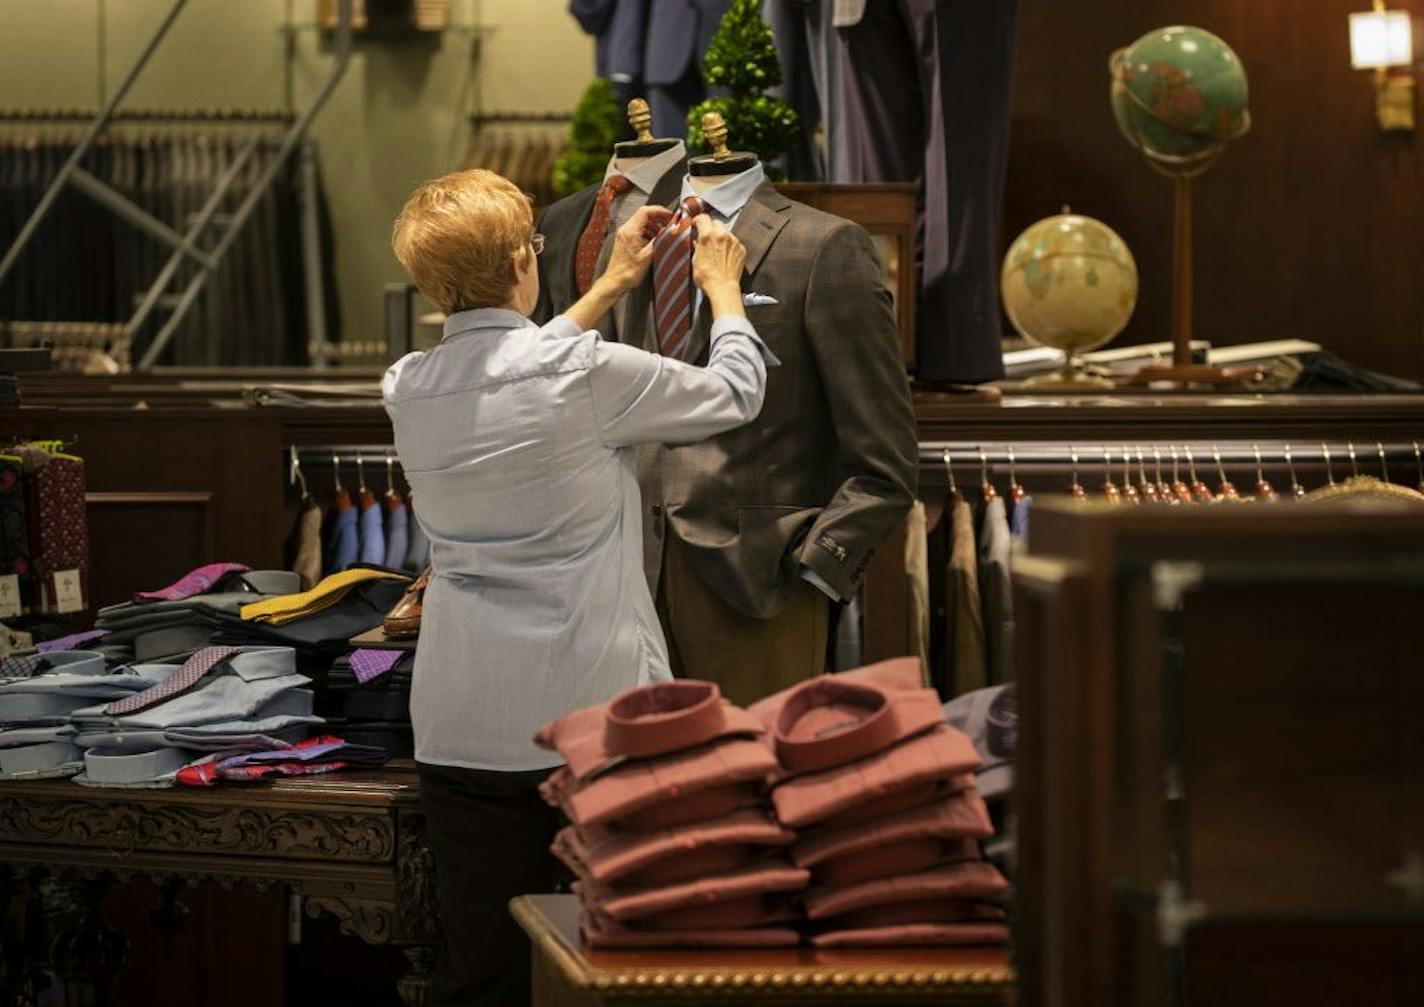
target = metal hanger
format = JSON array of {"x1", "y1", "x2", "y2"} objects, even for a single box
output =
[
  {"x1": 1347, "y1": 442, "x2": 1360, "y2": 480},
  {"x1": 332, "y1": 450, "x2": 350, "y2": 507},
  {"x1": 1007, "y1": 446, "x2": 1026, "y2": 504},
  {"x1": 1283, "y1": 444, "x2": 1306, "y2": 500},
  {"x1": 1184, "y1": 446, "x2": 1213, "y2": 503},
  {"x1": 385, "y1": 450, "x2": 401, "y2": 504},
  {"x1": 1101, "y1": 447, "x2": 1121, "y2": 504},
  {"x1": 1213, "y1": 446, "x2": 1240, "y2": 501},
  {"x1": 1068, "y1": 447, "x2": 1087, "y2": 501},
  {"x1": 289, "y1": 446, "x2": 310, "y2": 502},
  {"x1": 1414, "y1": 441, "x2": 1423, "y2": 492},
  {"x1": 1119, "y1": 447, "x2": 1140, "y2": 504},
  {"x1": 1321, "y1": 443, "x2": 1336, "y2": 486},
  {"x1": 979, "y1": 447, "x2": 998, "y2": 503},
  {"x1": 942, "y1": 448, "x2": 964, "y2": 503},
  {"x1": 1135, "y1": 447, "x2": 1160, "y2": 503},
  {"x1": 1169, "y1": 446, "x2": 1192, "y2": 504},
  {"x1": 1153, "y1": 447, "x2": 1172, "y2": 501},
  {"x1": 1252, "y1": 444, "x2": 1278, "y2": 502},
  {"x1": 1377, "y1": 442, "x2": 1391, "y2": 485},
  {"x1": 355, "y1": 454, "x2": 369, "y2": 495}
]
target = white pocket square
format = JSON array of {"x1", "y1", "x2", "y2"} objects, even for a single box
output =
[{"x1": 743, "y1": 292, "x2": 779, "y2": 306}]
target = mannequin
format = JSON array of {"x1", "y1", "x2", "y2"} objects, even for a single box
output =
[
  {"x1": 687, "y1": 111, "x2": 759, "y2": 193},
  {"x1": 613, "y1": 98, "x2": 680, "y2": 171}
]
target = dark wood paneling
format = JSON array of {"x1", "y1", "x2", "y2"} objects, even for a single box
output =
[
  {"x1": 1009, "y1": 1, "x2": 1424, "y2": 381},
  {"x1": 85, "y1": 491, "x2": 215, "y2": 609}
]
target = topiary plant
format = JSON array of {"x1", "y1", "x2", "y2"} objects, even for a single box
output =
[
  {"x1": 686, "y1": 0, "x2": 799, "y2": 178},
  {"x1": 551, "y1": 78, "x2": 624, "y2": 199}
]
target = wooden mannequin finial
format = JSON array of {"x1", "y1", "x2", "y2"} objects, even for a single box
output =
[
  {"x1": 702, "y1": 112, "x2": 730, "y2": 160},
  {"x1": 627, "y1": 99, "x2": 653, "y2": 143}
]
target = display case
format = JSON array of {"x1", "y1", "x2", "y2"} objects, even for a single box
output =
[{"x1": 1014, "y1": 501, "x2": 1424, "y2": 1007}]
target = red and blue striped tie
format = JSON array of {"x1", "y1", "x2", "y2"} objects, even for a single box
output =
[{"x1": 651, "y1": 195, "x2": 706, "y2": 361}]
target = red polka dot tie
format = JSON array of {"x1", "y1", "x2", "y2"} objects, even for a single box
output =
[
  {"x1": 652, "y1": 196, "x2": 706, "y2": 361},
  {"x1": 574, "y1": 174, "x2": 635, "y2": 297}
]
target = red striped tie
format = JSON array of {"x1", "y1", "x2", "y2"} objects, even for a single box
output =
[
  {"x1": 652, "y1": 196, "x2": 706, "y2": 361},
  {"x1": 574, "y1": 174, "x2": 634, "y2": 297}
]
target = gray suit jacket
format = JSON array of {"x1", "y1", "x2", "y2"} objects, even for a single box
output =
[{"x1": 628, "y1": 181, "x2": 918, "y2": 618}]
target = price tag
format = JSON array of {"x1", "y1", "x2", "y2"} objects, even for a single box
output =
[
  {"x1": 52, "y1": 569, "x2": 85, "y2": 614},
  {"x1": 0, "y1": 575, "x2": 20, "y2": 619}
]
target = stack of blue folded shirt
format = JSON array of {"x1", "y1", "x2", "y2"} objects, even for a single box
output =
[
  {"x1": 66, "y1": 645, "x2": 322, "y2": 788},
  {"x1": 0, "y1": 650, "x2": 179, "y2": 780}
]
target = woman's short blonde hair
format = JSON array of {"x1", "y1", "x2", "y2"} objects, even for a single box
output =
[{"x1": 391, "y1": 168, "x2": 534, "y2": 315}]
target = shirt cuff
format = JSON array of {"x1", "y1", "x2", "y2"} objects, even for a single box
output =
[
  {"x1": 799, "y1": 565, "x2": 843, "y2": 602},
  {"x1": 710, "y1": 315, "x2": 781, "y2": 367},
  {"x1": 544, "y1": 314, "x2": 585, "y2": 342}
]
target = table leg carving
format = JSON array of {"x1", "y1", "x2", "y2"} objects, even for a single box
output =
[{"x1": 397, "y1": 945, "x2": 436, "y2": 1007}]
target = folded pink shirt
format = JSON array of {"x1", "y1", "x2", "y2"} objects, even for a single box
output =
[
  {"x1": 813, "y1": 774, "x2": 973, "y2": 829},
  {"x1": 553, "y1": 808, "x2": 795, "y2": 886},
  {"x1": 804, "y1": 860, "x2": 1010, "y2": 921},
  {"x1": 748, "y1": 658, "x2": 926, "y2": 729},
  {"x1": 577, "y1": 860, "x2": 810, "y2": 923},
  {"x1": 829, "y1": 898, "x2": 1006, "y2": 930},
  {"x1": 535, "y1": 680, "x2": 764, "y2": 781},
  {"x1": 581, "y1": 914, "x2": 801, "y2": 949},
  {"x1": 587, "y1": 893, "x2": 798, "y2": 933},
  {"x1": 808, "y1": 922, "x2": 1011, "y2": 948},
  {"x1": 540, "y1": 738, "x2": 777, "y2": 829},
  {"x1": 812, "y1": 835, "x2": 982, "y2": 887},
  {"x1": 794, "y1": 790, "x2": 993, "y2": 870},
  {"x1": 771, "y1": 726, "x2": 981, "y2": 829}
]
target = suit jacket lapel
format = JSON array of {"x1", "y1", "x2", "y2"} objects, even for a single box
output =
[
  {"x1": 552, "y1": 185, "x2": 599, "y2": 315},
  {"x1": 683, "y1": 180, "x2": 791, "y2": 364}
]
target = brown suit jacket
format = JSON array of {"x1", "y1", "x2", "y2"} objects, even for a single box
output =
[{"x1": 628, "y1": 180, "x2": 918, "y2": 618}]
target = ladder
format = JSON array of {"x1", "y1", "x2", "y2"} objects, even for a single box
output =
[{"x1": 0, "y1": 0, "x2": 354, "y2": 370}]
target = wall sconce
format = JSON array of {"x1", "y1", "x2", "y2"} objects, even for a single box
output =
[{"x1": 1350, "y1": 0, "x2": 1415, "y2": 131}]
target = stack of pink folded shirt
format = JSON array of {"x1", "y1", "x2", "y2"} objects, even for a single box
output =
[
  {"x1": 749, "y1": 659, "x2": 1012, "y2": 947},
  {"x1": 534, "y1": 681, "x2": 808, "y2": 948}
]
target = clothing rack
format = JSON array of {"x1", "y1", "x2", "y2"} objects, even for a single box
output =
[
  {"x1": 0, "y1": 108, "x2": 296, "y2": 125},
  {"x1": 919, "y1": 440, "x2": 1423, "y2": 467}
]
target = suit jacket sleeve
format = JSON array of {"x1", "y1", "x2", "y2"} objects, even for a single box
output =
[
  {"x1": 797, "y1": 222, "x2": 919, "y2": 601},
  {"x1": 532, "y1": 205, "x2": 556, "y2": 326}
]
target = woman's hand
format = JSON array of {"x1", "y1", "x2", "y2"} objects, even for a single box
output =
[
  {"x1": 600, "y1": 205, "x2": 675, "y2": 295},
  {"x1": 692, "y1": 215, "x2": 747, "y2": 320}
]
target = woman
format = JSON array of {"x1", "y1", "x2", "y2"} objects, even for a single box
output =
[{"x1": 382, "y1": 168, "x2": 771, "y2": 1006}]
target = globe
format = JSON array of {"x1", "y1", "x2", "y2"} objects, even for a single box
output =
[
  {"x1": 1001, "y1": 210, "x2": 1139, "y2": 387},
  {"x1": 1110, "y1": 25, "x2": 1250, "y2": 175}
]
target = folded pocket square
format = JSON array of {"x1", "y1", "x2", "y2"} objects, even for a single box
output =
[{"x1": 743, "y1": 292, "x2": 778, "y2": 306}]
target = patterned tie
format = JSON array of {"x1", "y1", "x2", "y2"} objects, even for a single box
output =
[
  {"x1": 350, "y1": 648, "x2": 403, "y2": 685},
  {"x1": 652, "y1": 196, "x2": 707, "y2": 361},
  {"x1": 104, "y1": 645, "x2": 239, "y2": 716},
  {"x1": 0, "y1": 653, "x2": 44, "y2": 680},
  {"x1": 574, "y1": 174, "x2": 635, "y2": 296}
]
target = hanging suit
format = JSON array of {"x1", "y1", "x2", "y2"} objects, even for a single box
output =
[{"x1": 644, "y1": 0, "x2": 732, "y2": 137}]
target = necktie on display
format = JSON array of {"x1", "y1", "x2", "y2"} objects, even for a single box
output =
[
  {"x1": 350, "y1": 648, "x2": 403, "y2": 684},
  {"x1": 36, "y1": 629, "x2": 109, "y2": 653},
  {"x1": 0, "y1": 654, "x2": 44, "y2": 680},
  {"x1": 575, "y1": 174, "x2": 634, "y2": 296},
  {"x1": 652, "y1": 195, "x2": 706, "y2": 361},
  {"x1": 238, "y1": 568, "x2": 410, "y2": 624},
  {"x1": 134, "y1": 562, "x2": 251, "y2": 603},
  {"x1": 103, "y1": 645, "x2": 239, "y2": 716}
]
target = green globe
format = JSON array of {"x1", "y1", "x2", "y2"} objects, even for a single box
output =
[
  {"x1": 1110, "y1": 25, "x2": 1250, "y2": 174},
  {"x1": 1001, "y1": 210, "x2": 1138, "y2": 367}
]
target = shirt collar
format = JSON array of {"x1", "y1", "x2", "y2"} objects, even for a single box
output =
[
  {"x1": 441, "y1": 307, "x2": 534, "y2": 342},
  {"x1": 603, "y1": 140, "x2": 687, "y2": 195},
  {"x1": 678, "y1": 162, "x2": 766, "y2": 220}
]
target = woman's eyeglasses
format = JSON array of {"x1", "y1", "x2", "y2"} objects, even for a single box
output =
[{"x1": 530, "y1": 232, "x2": 546, "y2": 256}]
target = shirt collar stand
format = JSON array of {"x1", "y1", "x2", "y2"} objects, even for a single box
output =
[
  {"x1": 679, "y1": 161, "x2": 766, "y2": 220},
  {"x1": 603, "y1": 140, "x2": 687, "y2": 195},
  {"x1": 442, "y1": 307, "x2": 535, "y2": 342}
]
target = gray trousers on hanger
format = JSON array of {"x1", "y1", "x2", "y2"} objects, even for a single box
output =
[{"x1": 822, "y1": 0, "x2": 1018, "y2": 383}]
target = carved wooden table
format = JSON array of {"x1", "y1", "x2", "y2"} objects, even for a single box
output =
[
  {"x1": 512, "y1": 895, "x2": 1015, "y2": 1006},
  {"x1": 0, "y1": 765, "x2": 437, "y2": 1005}
]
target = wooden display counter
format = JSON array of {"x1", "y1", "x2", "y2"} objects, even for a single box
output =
[{"x1": 511, "y1": 894, "x2": 1013, "y2": 1006}]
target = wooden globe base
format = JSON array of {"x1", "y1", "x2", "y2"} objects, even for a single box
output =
[
  {"x1": 1025, "y1": 360, "x2": 1115, "y2": 390},
  {"x1": 1128, "y1": 362, "x2": 1240, "y2": 387}
]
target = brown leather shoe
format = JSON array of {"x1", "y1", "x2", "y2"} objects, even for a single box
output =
[{"x1": 383, "y1": 566, "x2": 430, "y2": 639}]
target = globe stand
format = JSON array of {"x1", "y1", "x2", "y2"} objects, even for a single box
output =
[
  {"x1": 1023, "y1": 349, "x2": 1115, "y2": 390},
  {"x1": 1129, "y1": 173, "x2": 1239, "y2": 387}
]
